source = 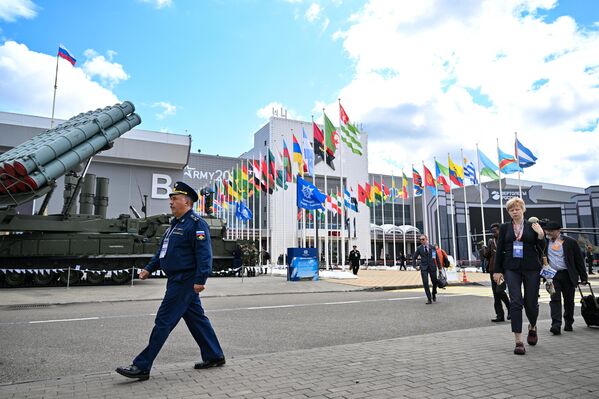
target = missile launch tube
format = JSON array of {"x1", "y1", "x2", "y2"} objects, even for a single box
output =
[
  {"x1": 11, "y1": 101, "x2": 135, "y2": 176},
  {"x1": 23, "y1": 113, "x2": 141, "y2": 190}
]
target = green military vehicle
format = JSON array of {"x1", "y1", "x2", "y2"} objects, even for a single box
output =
[{"x1": 0, "y1": 102, "x2": 239, "y2": 287}]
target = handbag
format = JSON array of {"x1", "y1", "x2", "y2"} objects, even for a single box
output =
[{"x1": 437, "y1": 269, "x2": 448, "y2": 288}]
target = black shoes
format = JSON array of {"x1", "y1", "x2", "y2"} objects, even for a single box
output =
[
  {"x1": 194, "y1": 357, "x2": 226, "y2": 369},
  {"x1": 550, "y1": 326, "x2": 561, "y2": 335},
  {"x1": 432, "y1": 294, "x2": 437, "y2": 302},
  {"x1": 116, "y1": 365, "x2": 150, "y2": 380},
  {"x1": 491, "y1": 317, "x2": 505, "y2": 322},
  {"x1": 425, "y1": 300, "x2": 432, "y2": 304},
  {"x1": 564, "y1": 324, "x2": 573, "y2": 332}
]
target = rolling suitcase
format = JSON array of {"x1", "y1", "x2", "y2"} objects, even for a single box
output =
[{"x1": 578, "y1": 282, "x2": 599, "y2": 327}]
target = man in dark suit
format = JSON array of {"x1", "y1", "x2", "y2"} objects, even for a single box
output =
[
  {"x1": 413, "y1": 234, "x2": 438, "y2": 304},
  {"x1": 348, "y1": 245, "x2": 361, "y2": 275},
  {"x1": 543, "y1": 220, "x2": 588, "y2": 334}
]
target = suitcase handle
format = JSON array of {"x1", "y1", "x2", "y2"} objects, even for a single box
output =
[{"x1": 578, "y1": 281, "x2": 594, "y2": 298}]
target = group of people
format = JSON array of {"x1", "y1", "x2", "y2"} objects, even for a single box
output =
[{"x1": 116, "y1": 182, "x2": 592, "y2": 382}]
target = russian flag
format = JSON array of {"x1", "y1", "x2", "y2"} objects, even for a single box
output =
[{"x1": 58, "y1": 46, "x2": 76, "y2": 66}]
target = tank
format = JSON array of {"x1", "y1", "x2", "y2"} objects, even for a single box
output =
[{"x1": 0, "y1": 102, "x2": 239, "y2": 287}]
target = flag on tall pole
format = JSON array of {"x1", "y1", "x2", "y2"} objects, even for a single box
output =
[
  {"x1": 412, "y1": 167, "x2": 423, "y2": 196},
  {"x1": 435, "y1": 160, "x2": 451, "y2": 193},
  {"x1": 423, "y1": 164, "x2": 437, "y2": 196},
  {"x1": 515, "y1": 137, "x2": 537, "y2": 168},
  {"x1": 477, "y1": 148, "x2": 500, "y2": 180},
  {"x1": 51, "y1": 45, "x2": 77, "y2": 128},
  {"x1": 338, "y1": 101, "x2": 363, "y2": 155},
  {"x1": 292, "y1": 134, "x2": 304, "y2": 177},
  {"x1": 463, "y1": 158, "x2": 478, "y2": 185},
  {"x1": 301, "y1": 127, "x2": 314, "y2": 177},
  {"x1": 497, "y1": 146, "x2": 522, "y2": 174},
  {"x1": 448, "y1": 155, "x2": 464, "y2": 187}
]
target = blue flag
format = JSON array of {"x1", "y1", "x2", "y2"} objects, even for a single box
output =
[
  {"x1": 297, "y1": 176, "x2": 326, "y2": 210},
  {"x1": 236, "y1": 201, "x2": 253, "y2": 221},
  {"x1": 515, "y1": 138, "x2": 537, "y2": 168}
]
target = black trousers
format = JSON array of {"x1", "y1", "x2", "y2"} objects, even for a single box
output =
[
  {"x1": 550, "y1": 270, "x2": 575, "y2": 328},
  {"x1": 350, "y1": 263, "x2": 360, "y2": 275},
  {"x1": 420, "y1": 268, "x2": 438, "y2": 300},
  {"x1": 490, "y1": 274, "x2": 510, "y2": 319},
  {"x1": 504, "y1": 269, "x2": 540, "y2": 334}
]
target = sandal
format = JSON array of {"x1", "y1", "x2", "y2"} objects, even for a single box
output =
[
  {"x1": 527, "y1": 326, "x2": 538, "y2": 346},
  {"x1": 514, "y1": 342, "x2": 526, "y2": 355}
]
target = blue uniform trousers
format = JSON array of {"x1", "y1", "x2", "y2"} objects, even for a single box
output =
[{"x1": 133, "y1": 273, "x2": 224, "y2": 372}]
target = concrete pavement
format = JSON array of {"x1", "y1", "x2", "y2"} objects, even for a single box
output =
[
  {"x1": 0, "y1": 268, "x2": 492, "y2": 307},
  {"x1": 1, "y1": 269, "x2": 598, "y2": 398},
  {"x1": 0, "y1": 318, "x2": 597, "y2": 398}
]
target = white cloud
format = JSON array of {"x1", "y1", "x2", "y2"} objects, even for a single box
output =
[
  {"x1": 0, "y1": 0, "x2": 37, "y2": 22},
  {"x1": 152, "y1": 101, "x2": 176, "y2": 120},
  {"x1": 305, "y1": 3, "x2": 322, "y2": 23},
  {"x1": 257, "y1": 102, "x2": 304, "y2": 123},
  {"x1": 327, "y1": 0, "x2": 599, "y2": 187},
  {"x1": 138, "y1": 0, "x2": 173, "y2": 9},
  {"x1": 82, "y1": 49, "x2": 129, "y2": 88},
  {"x1": 0, "y1": 41, "x2": 119, "y2": 120}
]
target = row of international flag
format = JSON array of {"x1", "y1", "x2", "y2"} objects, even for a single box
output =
[{"x1": 196, "y1": 102, "x2": 538, "y2": 218}]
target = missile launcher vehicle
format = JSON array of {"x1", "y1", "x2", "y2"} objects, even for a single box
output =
[{"x1": 0, "y1": 101, "x2": 238, "y2": 287}]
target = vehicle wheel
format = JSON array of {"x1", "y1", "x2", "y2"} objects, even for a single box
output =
[
  {"x1": 86, "y1": 271, "x2": 105, "y2": 285},
  {"x1": 59, "y1": 269, "x2": 82, "y2": 285},
  {"x1": 4, "y1": 271, "x2": 27, "y2": 287},
  {"x1": 111, "y1": 270, "x2": 131, "y2": 284},
  {"x1": 32, "y1": 271, "x2": 55, "y2": 286}
]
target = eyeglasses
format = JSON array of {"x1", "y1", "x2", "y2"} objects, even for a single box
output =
[{"x1": 420, "y1": 238, "x2": 426, "y2": 241}]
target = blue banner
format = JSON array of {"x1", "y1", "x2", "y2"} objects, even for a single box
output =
[{"x1": 297, "y1": 176, "x2": 326, "y2": 210}]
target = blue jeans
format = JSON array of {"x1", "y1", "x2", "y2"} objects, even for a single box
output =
[{"x1": 504, "y1": 269, "x2": 540, "y2": 334}]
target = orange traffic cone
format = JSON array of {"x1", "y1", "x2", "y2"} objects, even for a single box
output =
[{"x1": 462, "y1": 269, "x2": 469, "y2": 283}]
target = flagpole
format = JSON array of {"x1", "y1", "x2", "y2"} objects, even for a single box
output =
[
  {"x1": 421, "y1": 162, "x2": 429, "y2": 240},
  {"x1": 461, "y1": 149, "x2": 473, "y2": 264},
  {"x1": 411, "y1": 166, "x2": 417, "y2": 259},
  {"x1": 447, "y1": 154, "x2": 457, "y2": 259},
  {"x1": 401, "y1": 170, "x2": 407, "y2": 258},
  {"x1": 267, "y1": 130, "x2": 272, "y2": 267},
  {"x1": 371, "y1": 175, "x2": 377, "y2": 264},
  {"x1": 338, "y1": 99, "x2": 347, "y2": 269},
  {"x1": 380, "y1": 175, "x2": 386, "y2": 267},
  {"x1": 50, "y1": 53, "x2": 60, "y2": 128},
  {"x1": 322, "y1": 110, "x2": 330, "y2": 270},
  {"x1": 475, "y1": 144, "x2": 487, "y2": 246},
  {"x1": 246, "y1": 159, "x2": 250, "y2": 243},
  {"x1": 433, "y1": 160, "x2": 442, "y2": 248},
  {"x1": 497, "y1": 138, "x2": 505, "y2": 224},
  {"x1": 281, "y1": 136, "x2": 287, "y2": 267},
  {"x1": 515, "y1": 131, "x2": 522, "y2": 198},
  {"x1": 392, "y1": 172, "x2": 397, "y2": 266},
  {"x1": 257, "y1": 156, "x2": 262, "y2": 265}
]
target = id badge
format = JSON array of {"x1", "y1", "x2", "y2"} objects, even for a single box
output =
[
  {"x1": 513, "y1": 241, "x2": 523, "y2": 258},
  {"x1": 432, "y1": 251, "x2": 437, "y2": 259},
  {"x1": 159, "y1": 238, "x2": 169, "y2": 259}
]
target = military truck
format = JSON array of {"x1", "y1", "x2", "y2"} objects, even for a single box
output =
[{"x1": 0, "y1": 101, "x2": 239, "y2": 287}]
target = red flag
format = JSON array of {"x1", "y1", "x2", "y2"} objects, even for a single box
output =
[
  {"x1": 339, "y1": 103, "x2": 350, "y2": 125},
  {"x1": 357, "y1": 184, "x2": 367, "y2": 203}
]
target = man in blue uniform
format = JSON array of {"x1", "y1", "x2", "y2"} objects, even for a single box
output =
[{"x1": 116, "y1": 182, "x2": 225, "y2": 380}]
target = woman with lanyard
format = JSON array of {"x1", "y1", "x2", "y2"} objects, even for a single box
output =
[{"x1": 493, "y1": 197, "x2": 545, "y2": 355}]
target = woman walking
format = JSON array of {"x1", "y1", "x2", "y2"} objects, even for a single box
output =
[{"x1": 493, "y1": 197, "x2": 545, "y2": 355}]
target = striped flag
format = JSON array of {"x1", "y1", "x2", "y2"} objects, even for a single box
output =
[
  {"x1": 463, "y1": 159, "x2": 478, "y2": 185},
  {"x1": 515, "y1": 138, "x2": 537, "y2": 168}
]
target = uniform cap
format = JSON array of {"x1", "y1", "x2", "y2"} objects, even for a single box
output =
[{"x1": 170, "y1": 181, "x2": 198, "y2": 203}]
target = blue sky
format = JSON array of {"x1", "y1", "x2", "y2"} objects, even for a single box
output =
[{"x1": 1, "y1": 0, "x2": 598, "y2": 187}]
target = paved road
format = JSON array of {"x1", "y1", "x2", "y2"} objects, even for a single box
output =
[{"x1": 2, "y1": 286, "x2": 510, "y2": 384}]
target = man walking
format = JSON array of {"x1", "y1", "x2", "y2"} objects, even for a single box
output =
[
  {"x1": 585, "y1": 245, "x2": 595, "y2": 275},
  {"x1": 116, "y1": 182, "x2": 225, "y2": 380},
  {"x1": 483, "y1": 223, "x2": 511, "y2": 322},
  {"x1": 348, "y1": 245, "x2": 361, "y2": 275},
  {"x1": 544, "y1": 220, "x2": 588, "y2": 335},
  {"x1": 413, "y1": 234, "x2": 438, "y2": 304}
]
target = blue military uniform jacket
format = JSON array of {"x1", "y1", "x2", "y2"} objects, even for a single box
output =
[{"x1": 145, "y1": 209, "x2": 213, "y2": 285}]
